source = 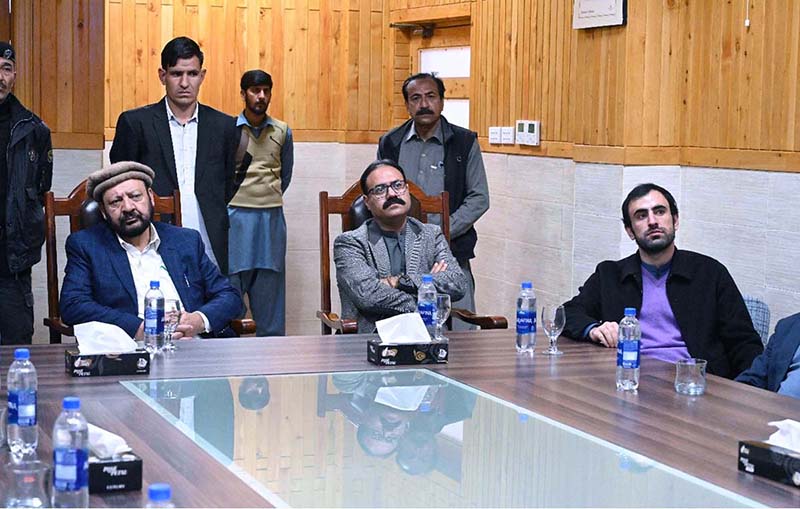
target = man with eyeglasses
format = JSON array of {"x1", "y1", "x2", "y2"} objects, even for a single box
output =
[
  {"x1": 0, "y1": 42, "x2": 53, "y2": 345},
  {"x1": 333, "y1": 160, "x2": 467, "y2": 333},
  {"x1": 227, "y1": 70, "x2": 293, "y2": 336},
  {"x1": 378, "y1": 73, "x2": 489, "y2": 329}
]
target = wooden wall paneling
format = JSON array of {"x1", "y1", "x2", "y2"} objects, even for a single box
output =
[{"x1": 791, "y1": 1, "x2": 800, "y2": 150}]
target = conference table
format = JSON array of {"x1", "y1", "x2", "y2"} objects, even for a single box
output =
[{"x1": 1, "y1": 330, "x2": 799, "y2": 507}]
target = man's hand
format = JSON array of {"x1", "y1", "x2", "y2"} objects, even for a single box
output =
[
  {"x1": 430, "y1": 260, "x2": 447, "y2": 274},
  {"x1": 172, "y1": 311, "x2": 206, "y2": 340},
  {"x1": 589, "y1": 321, "x2": 619, "y2": 348},
  {"x1": 135, "y1": 322, "x2": 144, "y2": 341},
  {"x1": 380, "y1": 276, "x2": 400, "y2": 288}
]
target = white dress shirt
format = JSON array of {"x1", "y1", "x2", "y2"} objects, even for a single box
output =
[
  {"x1": 165, "y1": 101, "x2": 220, "y2": 269},
  {"x1": 116, "y1": 225, "x2": 209, "y2": 332}
]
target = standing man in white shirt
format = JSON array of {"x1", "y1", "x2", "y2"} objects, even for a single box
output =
[{"x1": 110, "y1": 36, "x2": 238, "y2": 275}]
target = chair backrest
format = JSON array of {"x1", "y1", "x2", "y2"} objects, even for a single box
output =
[
  {"x1": 318, "y1": 180, "x2": 449, "y2": 334},
  {"x1": 743, "y1": 294, "x2": 771, "y2": 346},
  {"x1": 43, "y1": 179, "x2": 181, "y2": 343}
]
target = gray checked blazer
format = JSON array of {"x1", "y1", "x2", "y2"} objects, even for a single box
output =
[{"x1": 333, "y1": 217, "x2": 467, "y2": 333}]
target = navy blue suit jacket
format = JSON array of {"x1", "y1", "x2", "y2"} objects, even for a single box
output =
[
  {"x1": 60, "y1": 221, "x2": 242, "y2": 338},
  {"x1": 736, "y1": 313, "x2": 800, "y2": 392}
]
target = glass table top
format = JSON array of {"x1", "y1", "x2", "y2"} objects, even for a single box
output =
[{"x1": 121, "y1": 370, "x2": 760, "y2": 508}]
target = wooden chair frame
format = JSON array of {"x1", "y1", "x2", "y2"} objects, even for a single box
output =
[
  {"x1": 317, "y1": 180, "x2": 507, "y2": 334},
  {"x1": 43, "y1": 180, "x2": 254, "y2": 343}
]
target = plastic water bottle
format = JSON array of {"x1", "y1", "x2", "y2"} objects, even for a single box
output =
[
  {"x1": 52, "y1": 397, "x2": 89, "y2": 508},
  {"x1": 417, "y1": 274, "x2": 437, "y2": 338},
  {"x1": 7, "y1": 348, "x2": 38, "y2": 461},
  {"x1": 616, "y1": 307, "x2": 641, "y2": 392},
  {"x1": 146, "y1": 483, "x2": 176, "y2": 508},
  {"x1": 144, "y1": 280, "x2": 165, "y2": 353},
  {"x1": 515, "y1": 282, "x2": 537, "y2": 353}
]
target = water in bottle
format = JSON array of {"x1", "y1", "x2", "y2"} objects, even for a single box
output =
[
  {"x1": 7, "y1": 348, "x2": 38, "y2": 461},
  {"x1": 417, "y1": 274, "x2": 437, "y2": 338},
  {"x1": 144, "y1": 280, "x2": 165, "y2": 353},
  {"x1": 146, "y1": 483, "x2": 176, "y2": 508},
  {"x1": 616, "y1": 307, "x2": 641, "y2": 392},
  {"x1": 515, "y1": 281, "x2": 537, "y2": 353},
  {"x1": 52, "y1": 396, "x2": 89, "y2": 508}
]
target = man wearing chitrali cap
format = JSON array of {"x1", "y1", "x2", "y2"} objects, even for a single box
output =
[
  {"x1": 0, "y1": 41, "x2": 53, "y2": 345},
  {"x1": 59, "y1": 161, "x2": 242, "y2": 340}
]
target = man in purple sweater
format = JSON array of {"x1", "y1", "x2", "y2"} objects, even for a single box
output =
[{"x1": 562, "y1": 183, "x2": 763, "y2": 379}]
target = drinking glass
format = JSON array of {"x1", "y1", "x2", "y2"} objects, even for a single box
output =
[
  {"x1": 434, "y1": 294, "x2": 451, "y2": 341},
  {"x1": 675, "y1": 358, "x2": 707, "y2": 395},
  {"x1": 163, "y1": 299, "x2": 182, "y2": 351},
  {"x1": 541, "y1": 305, "x2": 566, "y2": 356},
  {"x1": 4, "y1": 460, "x2": 51, "y2": 508}
]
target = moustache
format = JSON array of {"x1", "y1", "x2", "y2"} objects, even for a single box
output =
[
  {"x1": 415, "y1": 108, "x2": 434, "y2": 116},
  {"x1": 121, "y1": 211, "x2": 143, "y2": 222},
  {"x1": 383, "y1": 197, "x2": 406, "y2": 209}
]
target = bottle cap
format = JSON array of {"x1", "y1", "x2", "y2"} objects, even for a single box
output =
[
  {"x1": 421, "y1": 274, "x2": 433, "y2": 283},
  {"x1": 14, "y1": 348, "x2": 30, "y2": 360},
  {"x1": 63, "y1": 397, "x2": 81, "y2": 410},
  {"x1": 624, "y1": 307, "x2": 637, "y2": 317},
  {"x1": 148, "y1": 483, "x2": 172, "y2": 502},
  {"x1": 150, "y1": 280, "x2": 160, "y2": 288},
  {"x1": 521, "y1": 281, "x2": 532, "y2": 289}
]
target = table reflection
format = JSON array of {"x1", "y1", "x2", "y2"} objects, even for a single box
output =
[{"x1": 122, "y1": 370, "x2": 758, "y2": 508}]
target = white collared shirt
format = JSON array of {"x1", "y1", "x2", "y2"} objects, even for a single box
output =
[
  {"x1": 165, "y1": 100, "x2": 220, "y2": 269},
  {"x1": 116, "y1": 225, "x2": 210, "y2": 332},
  {"x1": 116, "y1": 225, "x2": 183, "y2": 318}
]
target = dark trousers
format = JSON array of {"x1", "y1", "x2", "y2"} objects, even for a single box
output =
[{"x1": 0, "y1": 269, "x2": 34, "y2": 345}]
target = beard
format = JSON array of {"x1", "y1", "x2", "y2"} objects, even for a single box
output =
[
  {"x1": 110, "y1": 201, "x2": 153, "y2": 239},
  {"x1": 634, "y1": 227, "x2": 676, "y2": 255}
]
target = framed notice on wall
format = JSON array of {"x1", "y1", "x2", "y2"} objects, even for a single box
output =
[{"x1": 572, "y1": 0, "x2": 626, "y2": 29}]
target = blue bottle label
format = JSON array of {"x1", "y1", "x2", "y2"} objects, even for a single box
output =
[
  {"x1": 8, "y1": 389, "x2": 37, "y2": 426},
  {"x1": 516, "y1": 310, "x2": 535, "y2": 334},
  {"x1": 144, "y1": 306, "x2": 164, "y2": 334},
  {"x1": 619, "y1": 340, "x2": 640, "y2": 369},
  {"x1": 418, "y1": 301, "x2": 436, "y2": 326},
  {"x1": 54, "y1": 447, "x2": 89, "y2": 491}
]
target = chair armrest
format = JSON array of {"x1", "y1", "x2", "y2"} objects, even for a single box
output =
[
  {"x1": 44, "y1": 317, "x2": 74, "y2": 336},
  {"x1": 231, "y1": 319, "x2": 256, "y2": 336},
  {"x1": 316, "y1": 310, "x2": 359, "y2": 334},
  {"x1": 452, "y1": 308, "x2": 508, "y2": 329}
]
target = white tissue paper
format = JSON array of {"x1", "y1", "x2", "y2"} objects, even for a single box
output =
[
  {"x1": 766, "y1": 419, "x2": 800, "y2": 452},
  {"x1": 74, "y1": 322, "x2": 138, "y2": 355},
  {"x1": 375, "y1": 385, "x2": 430, "y2": 411},
  {"x1": 376, "y1": 313, "x2": 431, "y2": 344},
  {"x1": 88, "y1": 423, "x2": 132, "y2": 459}
]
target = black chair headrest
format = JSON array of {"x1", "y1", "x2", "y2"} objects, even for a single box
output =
[
  {"x1": 348, "y1": 196, "x2": 373, "y2": 230},
  {"x1": 79, "y1": 199, "x2": 104, "y2": 229}
]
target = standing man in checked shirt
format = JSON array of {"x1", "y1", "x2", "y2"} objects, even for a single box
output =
[
  {"x1": 228, "y1": 70, "x2": 293, "y2": 336},
  {"x1": 378, "y1": 73, "x2": 489, "y2": 329}
]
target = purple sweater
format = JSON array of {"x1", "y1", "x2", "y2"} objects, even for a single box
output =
[{"x1": 639, "y1": 264, "x2": 691, "y2": 363}]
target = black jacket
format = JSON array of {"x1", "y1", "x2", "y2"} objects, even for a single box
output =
[
  {"x1": 3, "y1": 94, "x2": 53, "y2": 274},
  {"x1": 378, "y1": 117, "x2": 479, "y2": 262},
  {"x1": 109, "y1": 98, "x2": 237, "y2": 274},
  {"x1": 736, "y1": 313, "x2": 800, "y2": 392},
  {"x1": 562, "y1": 249, "x2": 763, "y2": 379}
]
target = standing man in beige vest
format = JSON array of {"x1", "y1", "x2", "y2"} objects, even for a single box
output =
[{"x1": 229, "y1": 70, "x2": 293, "y2": 336}]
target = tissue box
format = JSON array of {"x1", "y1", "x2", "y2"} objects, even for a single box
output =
[
  {"x1": 65, "y1": 349, "x2": 150, "y2": 377},
  {"x1": 367, "y1": 338, "x2": 448, "y2": 366},
  {"x1": 89, "y1": 452, "x2": 143, "y2": 494},
  {"x1": 738, "y1": 440, "x2": 800, "y2": 488}
]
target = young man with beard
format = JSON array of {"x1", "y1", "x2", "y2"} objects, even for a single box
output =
[
  {"x1": 562, "y1": 183, "x2": 763, "y2": 379},
  {"x1": 227, "y1": 70, "x2": 293, "y2": 336},
  {"x1": 334, "y1": 160, "x2": 467, "y2": 334},
  {"x1": 59, "y1": 162, "x2": 241, "y2": 340}
]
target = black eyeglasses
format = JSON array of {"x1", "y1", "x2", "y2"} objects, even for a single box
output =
[{"x1": 367, "y1": 179, "x2": 407, "y2": 197}]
